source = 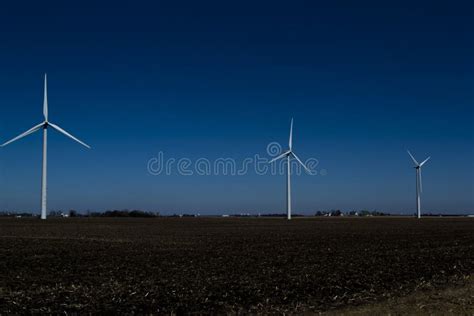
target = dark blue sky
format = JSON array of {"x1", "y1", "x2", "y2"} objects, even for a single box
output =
[{"x1": 0, "y1": 1, "x2": 472, "y2": 214}]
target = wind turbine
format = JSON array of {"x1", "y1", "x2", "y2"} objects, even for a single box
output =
[
  {"x1": 269, "y1": 118, "x2": 311, "y2": 220},
  {"x1": 407, "y1": 150, "x2": 430, "y2": 219},
  {"x1": 1, "y1": 74, "x2": 91, "y2": 220}
]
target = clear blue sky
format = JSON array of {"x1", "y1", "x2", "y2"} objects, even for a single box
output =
[{"x1": 0, "y1": 1, "x2": 472, "y2": 214}]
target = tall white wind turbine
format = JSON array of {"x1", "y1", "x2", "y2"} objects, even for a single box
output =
[
  {"x1": 1, "y1": 74, "x2": 91, "y2": 219},
  {"x1": 269, "y1": 118, "x2": 311, "y2": 220},
  {"x1": 407, "y1": 150, "x2": 430, "y2": 219}
]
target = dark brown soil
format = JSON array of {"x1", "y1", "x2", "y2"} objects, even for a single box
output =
[{"x1": 0, "y1": 217, "x2": 472, "y2": 313}]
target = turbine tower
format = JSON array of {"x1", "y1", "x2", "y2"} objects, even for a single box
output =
[
  {"x1": 1, "y1": 74, "x2": 91, "y2": 219},
  {"x1": 407, "y1": 150, "x2": 430, "y2": 219},
  {"x1": 270, "y1": 118, "x2": 311, "y2": 220}
]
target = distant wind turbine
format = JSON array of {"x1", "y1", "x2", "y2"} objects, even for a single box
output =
[
  {"x1": 269, "y1": 118, "x2": 311, "y2": 220},
  {"x1": 407, "y1": 150, "x2": 430, "y2": 219},
  {"x1": 1, "y1": 74, "x2": 91, "y2": 220}
]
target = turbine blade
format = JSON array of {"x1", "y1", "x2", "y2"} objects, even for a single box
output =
[
  {"x1": 43, "y1": 74, "x2": 48, "y2": 121},
  {"x1": 269, "y1": 150, "x2": 290, "y2": 163},
  {"x1": 291, "y1": 152, "x2": 311, "y2": 173},
  {"x1": 420, "y1": 156, "x2": 431, "y2": 167},
  {"x1": 419, "y1": 168, "x2": 423, "y2": 193},
  {"x1": 289, "y1": 118, "x2": 293, "y2": 150},
  {"x1": 49, "y1": 122, "x2": 91, "y2": 149},
  {"x1": 407, "y1": 150, "x2": 419, "y2": 166},
  {"x1": 1, "y1": 123, "x2": 44, "y2": 147}
]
